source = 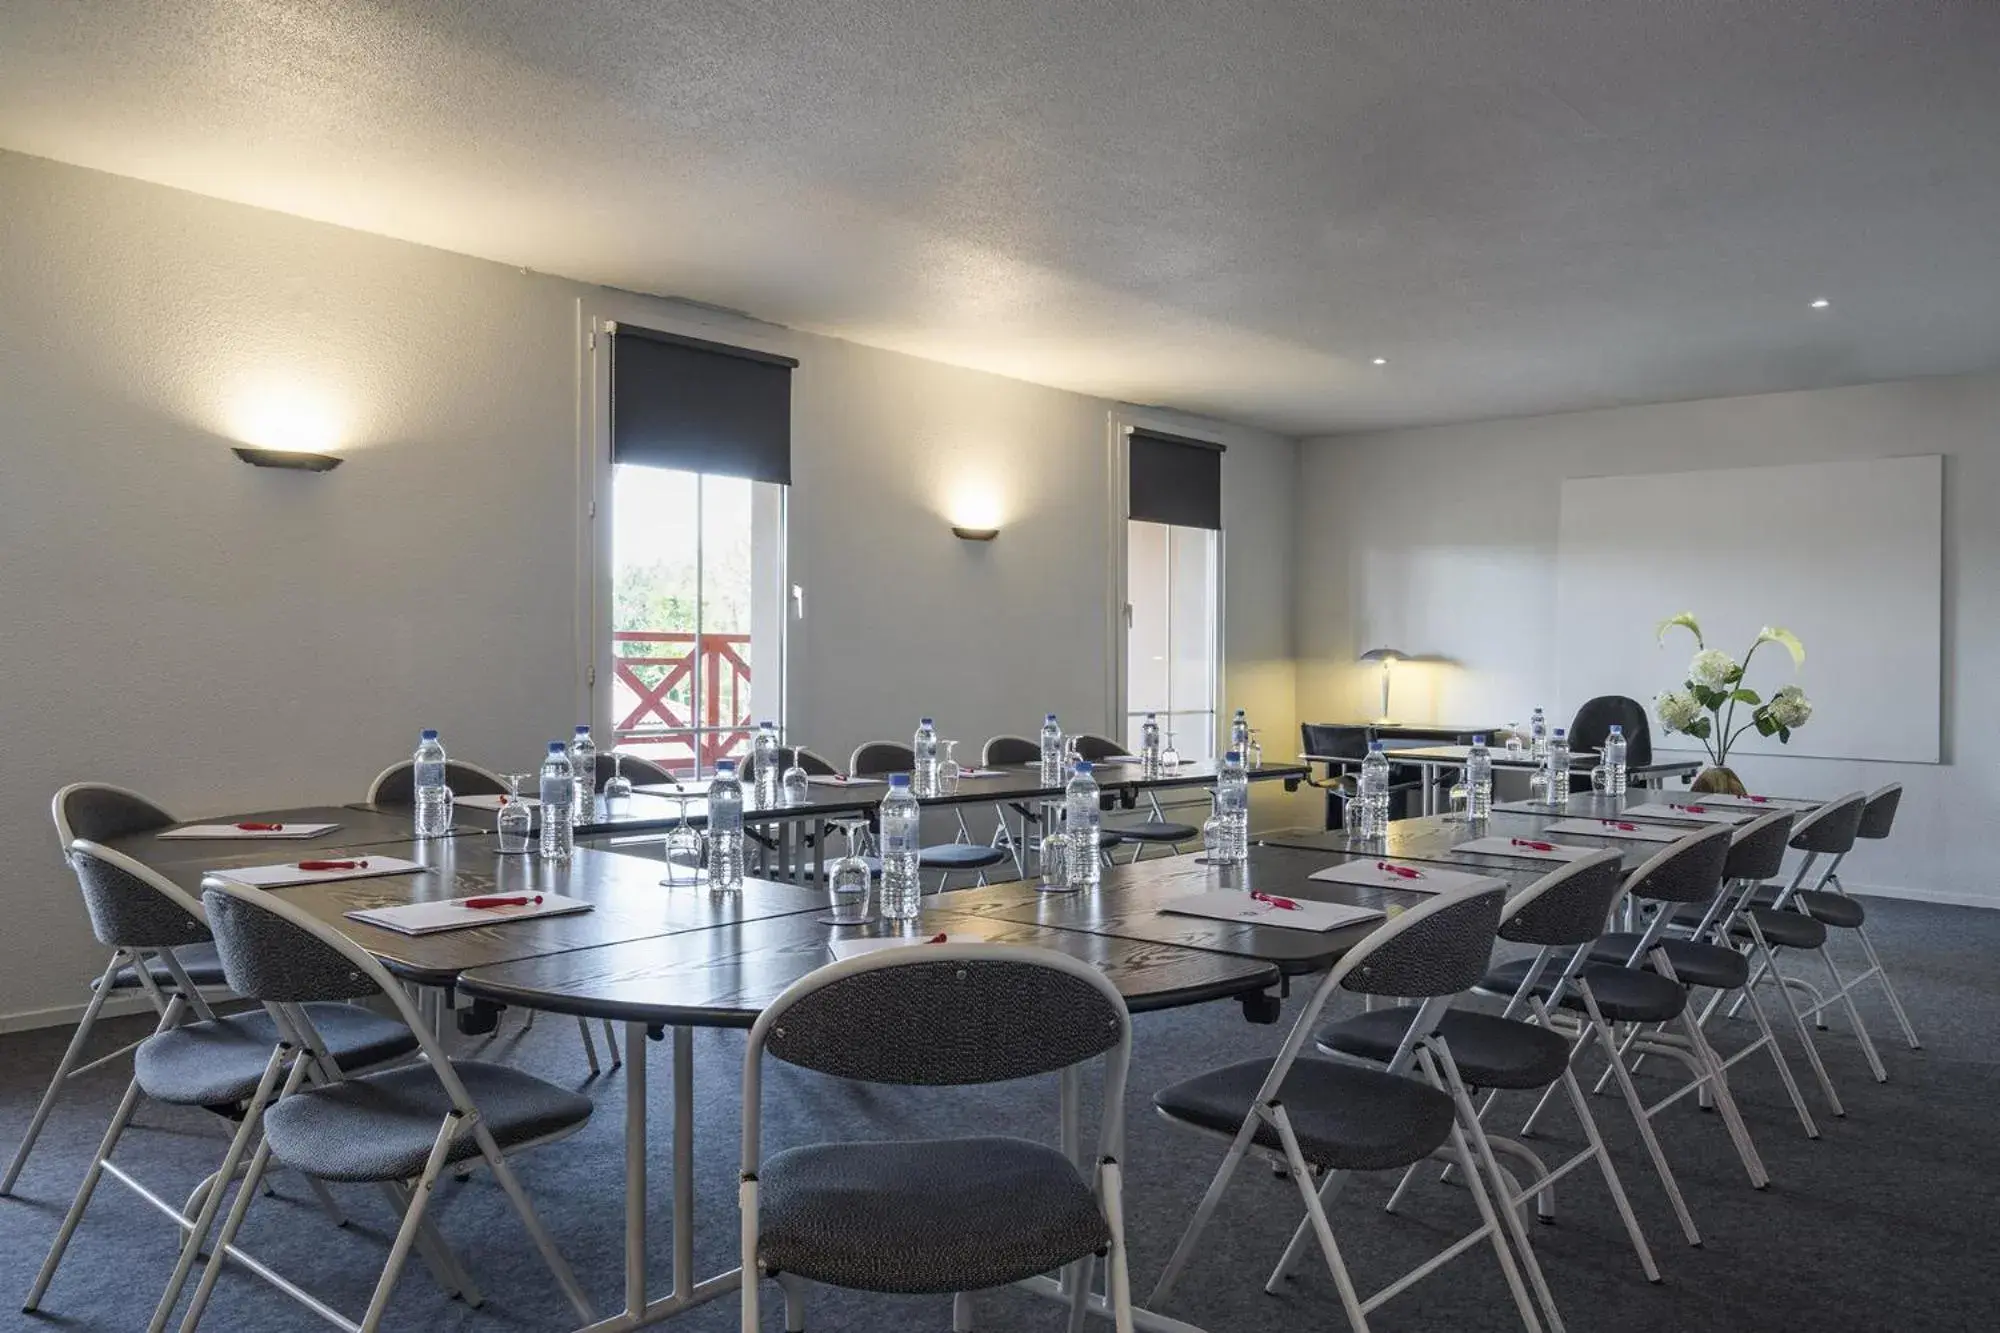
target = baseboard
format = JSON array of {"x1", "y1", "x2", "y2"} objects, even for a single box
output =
[
  {"x1": 0, "y1": 992, "x2": 156, "y2": 1036},
  {"x1": 1846, "y1": 881, "x2": 2000, "y2": 910}
]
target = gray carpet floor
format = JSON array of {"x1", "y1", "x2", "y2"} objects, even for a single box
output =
[{"x1": 1, "y1": 895, "x2": 1992, "y2": 1332}]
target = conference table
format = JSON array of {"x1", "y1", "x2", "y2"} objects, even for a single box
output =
[{"x1": 1301, "y1": 746, "x2": 1703, "y2": 816}]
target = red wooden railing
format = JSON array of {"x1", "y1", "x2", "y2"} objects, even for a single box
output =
[{"x1": 612, "y1": 630, "x2": 752, "y2": 768}]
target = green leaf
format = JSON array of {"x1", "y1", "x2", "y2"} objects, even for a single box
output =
[
  {"x1": 1689, "y1": 718, "x2": 1712, "y2": 740},
  {"x1": 1732, "y1": 689, "x2": 1761, "y2": 705},
  {"x1": 1778, "y1": 726, "x2": 1792, "y2": 744},
  {"x1": 1724, "y1": 665, "x2": 1745, "y2": 685},
  {"x1": 1656, "y1": 612, "x2": 1703, "y2": 647},
  {"x1": 1756, "y1": 626, "x2": 1806, "y2": 668},
  {"x1": 1755, "y1": 714, "x2": 1779, "y2": 737}
]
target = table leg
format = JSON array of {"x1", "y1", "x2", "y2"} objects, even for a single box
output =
[
  {"x1": 624, "y1": 1021, "x2": 648, "y2": 1317},
  {"x1": 672, "y1": 1026, "x2": 694, "y2": 1300}
]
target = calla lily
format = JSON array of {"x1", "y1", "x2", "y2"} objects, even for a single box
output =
[
  {"x1": 1756, "y1": 626, "x2": 1806, "y2": 668},
  {"x1": 1655, "y1": 612, "x2": 1703, "y2": 647}
]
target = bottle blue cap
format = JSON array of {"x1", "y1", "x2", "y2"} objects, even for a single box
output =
[
  {"x1": 760, "y1": 719, "x2": 775, "y2": 729},
  {"x1": 715, "y1": 760, "x2": 736, "y2": 773},
  {"x1": 920, "y1": 717, "x2": 934, "y2": 725},
  {"x1": 1553, "y1": 727, "x2": 1566, "y2": 737},
  {"x1": 548, "y1": 741, "x2": 564, "y2": 752},
  {"x1": 421, "y1": 729, "x2": 438, "y2": 740},
  {"x1": 1369, "y1": 740, "x2": 1384, "y2": 751},
  {"x1": 1472, "y1": 734, "x2": 1487, "y2": 744},
  {"x1": 575, "y1": 724, "x2": 590, "y2": 734},
  {"x1": 1145, "y1": 712, "x2": 1156, "y2": 719},
  {"x1": 1074, "y1": 761, "x2": 1093, "y2": 775},
  {"x1": 1046, "y1": 713, "x2": 1058, "y2": 721},
  {"x1": 889, "y1": 773, "x2": 911, "y2": 787},
  {"x1": 1609, "y1": 725, "x2": 1623, "y2": 735},
  {"x1": 1225, "y1": 750, "x2": 1241, "y2": 763}
]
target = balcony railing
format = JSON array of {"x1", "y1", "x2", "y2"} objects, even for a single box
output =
[{"x1": 611, "y1": 630, "x2": 752, "y2": 769}]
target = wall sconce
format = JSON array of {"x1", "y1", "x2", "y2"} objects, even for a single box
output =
[
  {"x1": 232, "y1": 445, "x2": 343, "y2": 472},
  {"x1": 1358, "y1": 646, "x2": 1408, "y2": 723},
  {"x1": 950, "y1": 524, "x2": 999, "y2": 542}
]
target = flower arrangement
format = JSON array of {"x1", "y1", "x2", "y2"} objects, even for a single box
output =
[{"x1": 1654, "y1": 613, "x2": 1812, "y2": 790}]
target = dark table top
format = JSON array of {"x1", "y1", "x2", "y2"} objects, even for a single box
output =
[
  {"x1": 171, "y1": 835, "x2": 828, "y2": 985},
  {"x1": 455, "y1": 899, "x2": 1282, "y2": 1027},
  {"x1": 100, "y1": 805, "x2": 482, "y2": 866},
  {"x1": 1375, "y1": 745, "x2": 1700, "y2": 775}
]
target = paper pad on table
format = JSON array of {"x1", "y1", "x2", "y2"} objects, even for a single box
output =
[
  {"x1": 829, "y1": 933, "x2": 964, "y2": 961},
  {"x1": 158, "y1": 823, "x2": 341, "y2": 840},
  {"x1": 954, "y1": 767, "x2": 1008, "y2": 779},
  {"x1": 1160, "y1": 890, "x2": 1383, "y2": 933},
  {"x1": 1452, "y1": 836, "x2": 1604, "y2": 863},
  {"x1": 1490, "y1": 800, "x2": 1568, "y2": 815},
  {"x1": 345, "y1": 894, "x2": 592, "y2": 936},
  {"x1": 808, "y1": 775, "x2": 887, "y2": 787},
  {"x1": 1672, "y1": 793, "x2": 1818, "y2": 810},
  {"x1": 454, "y1": 794, "x2": 540, "y2": 812},
  {"x1": 1619, "y1": 802, "x2": 1755, "y2": 825},
  {"x1": 211, "y1": 856, "x2": 425, "y2": 890},
  {"x1": 1545, "y1": 818, "x2": 1688, "y2": 843},
  {"x1": 1307, "y1": 862, "x2": 1500, "y2": 895}
]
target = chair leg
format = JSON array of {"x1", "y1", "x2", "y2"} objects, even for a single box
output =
[
  {"x1": 177, "y1": 1130, "x2": 281, "y2": 1332},
  {"x1": 739, "y1": 1178, "x2": 761, "y2": 1333},
  {"x1": 1148, "y1": 1113, "x2": 1260, "y2": 1306},
  {"x1": 952, "y1": 1289, "x2": 974, "y2": 1330},
  {"x1": 603, "y1": 1019, "x2": 623, "y2": 1069},
  {"x1": 1100, "y1": 1160, "x2": 1136, "y2": 1333},
  {"x1": 472, "y1": 1120, "x2": 596, "y2": 1323},
  {"x1": 1819, "y1": 945, "x2": 1889, "y2": 1083},
  {"x1": 1267, "y1": 1106, "x2": 1378, "y2": 1333},
  {"x1": 1854, "y1": 925, "x2": 1922, "y2": 1049},
  {"x1": 1558, "y1": 1063, "x2": 1661, "y2": 1282},
  {"x1": 1580, "y1": 991, "x2": 1701, "y2": 1247},
  {"x1": 1746, "y1": 936, "x2": 1840, "y2": 1123},
  {"x1": 24, "y1": 1072, "x2": 146, "y2": 1310},
  {"x1": 1429, "y1": 1107, "x2": 1545, "y2": 1333},
  {"x1": 357, "y1": 1118, "x2": 463, "y2": 1333},
  {"x1": 578, "y1": 1015, "x2": 602, "y2": 1075},
  {"x1": 779, "y1": 1273, "x2": 808, "y2": 1331},
  {"x1": 3, "y1": 952, "x2": 127, "y2": 1196},
  {"x1": 1676, "y1": 1008, "x2": 1768, "y2": 1189}
]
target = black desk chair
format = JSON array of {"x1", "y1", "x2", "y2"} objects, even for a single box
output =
[
  {"x1": 1299, "y1": 724, "x2": 1423, "y2": 829},
  {"x1": 1567, "y1": 696, "x2": 1653, "y2": 767}
]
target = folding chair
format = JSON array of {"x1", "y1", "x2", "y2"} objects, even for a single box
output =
[
  {"x1": 1149, "y1": 880, "x2": 1549, "y2": 1333},
  {"x1": 739, "y1": 943, "x2": 1135, "y2": 1331},
  {"x1": 1070, "y1": 734, "x2": 1199, "y2": 861},
  {"x1": 164, "y1": 875, "x2": 598, "y2": 1333},
  {"x1": 850, "y1": 740, "x2": 1008, "y2": 888}
]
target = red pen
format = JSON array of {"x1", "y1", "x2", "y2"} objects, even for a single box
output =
[
  {"x1": 1512, "y1": 839, "x2": 1556, "y2": 852},
  {"x1": 464, "y1": 895, "x2": 543, "y2": 909},
  {"x1": 1252, "y1": 890, "x2": 1301, "y2": 910},
  {"x1": 297, "y1": 859, "x2": 367, "y2": 871},
  {"x1": 1375, "y1": 861, "x2": 1425, "y2": 880},
  {"x1": 928, "y1": 932, "x2": 949, "y2": 943},
  {"x1": 1672, "y1": 804, "x2": 1709, "y2": 814},
  {"x1": 1602, "y1": 820, "x2": 1640, "y2": 831},
  {"x1": 236, "y1": 822, "x2": 284, "y2": 831},
  {"x1": 1746, "y1": 795, "x2": 1770, "y2": 803}
]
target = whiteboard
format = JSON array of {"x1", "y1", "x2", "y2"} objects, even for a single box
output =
[{"x1": 1554, "y1": 455, "x2": 1941, "y2": 765}]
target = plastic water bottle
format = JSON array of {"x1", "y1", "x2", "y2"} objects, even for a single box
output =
[
  {"x1": 412, "y1": 729, "x2": 451, "y2": 837},
  {"x1": 1039, "y1": 713, "x2": 1064, "y2": 786},
  {"x1": 1140, "y1": 713, "x2": 1162, "y2": 779},
  {"x1": 1603, "y1": 725, "x2": 1629, "y2": 795},
  {"x1": 1230, "y1": 708, "x2": 1250, "y2": 755},
  {"x1": 752, "y1": 721, "x2": 781, "y2": 806},
  {"x1": 1546, "y1": 728, "x2": 1572, "y2": 803},
  {"x1": 1529, "y1": 708, "x2": 1549, "y2": 762},
  {"x1": 538, "y1": 742, "x2": 574, "y2": 860},
  {"x1": 1215, "y1": 750, "x2": 1250, "y2": 863},
  {"x1": 1359, "y1": 741, "x2": 1391, "y2": 837},
  {"x1": 707, "y1": 760, "x2": 745, "y2": 890},
  {"x1": 1064, "y1": 762, "x2": 1103, "y2": 889},
  {"x1": 879, "y1": 775, "x2": 922, "y2": 919},
  {"x1": 913, "y1": 717, "x2": 939, "y2": 797},
  {"x1": 568, "y1": 725, "x2": 596, "y2": 825},
  {"x1": 1466, "y1": 735, "x2": 1494, "y2": 822}
]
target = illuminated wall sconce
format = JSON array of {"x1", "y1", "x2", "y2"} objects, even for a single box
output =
[
  {"x1": 231, "y1": 445, "x2": 343, "y2": 472},
  {"x1": 950, "y1": 524, "x2": 999, "y2": 542}
]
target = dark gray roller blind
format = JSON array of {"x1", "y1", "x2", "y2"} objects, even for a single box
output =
[
  {"x1": 610, "y1": 325, "x2": 798, "y2": 484},
  {"x1": 1128, "y1": 428, "x2": 1224, "y2": 529}
]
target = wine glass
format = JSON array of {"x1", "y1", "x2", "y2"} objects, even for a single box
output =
[
  {"x1": 1445, "y1": 779, "x2": 1470, "y2": 824},
  {"x1": 1245, "y1": 728, "x2": 1264, "y2": 770},
  {"x1": 602, "y1": 753, "x2": 633, "y2": 804},
  {"x1": 820, "y1": 816, "x2": 875, "y2": 925},
  {"x1": 661, "y1": 795, "x2": 705, "y2": 887},
  {"x1": 1199, "y1": 793, "x2": 1224, "y2": 863},
  {"x1": 495, "y1": 773, "x2": 532, "y2": 855},
  {"x1": 780, "y1": 760, "x2": 809, "y2": 806},
  {"x1": 1038, "y1": 810, "x2": 1072, "y2": 893},
  {"x1": 1160, "y1": 732, "x2": 1181, "y2": 769},
  {"x1": 937, "y1": 740, "x2": 961, "y2": 797},
  {"x1": 1504, "y1": 723, "x2": 1524, "y2": 760}
]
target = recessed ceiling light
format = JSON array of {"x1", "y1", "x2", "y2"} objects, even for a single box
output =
[
  {"x1": 1810, "y1": 298, "x2": 1830, "y2": 309},
  {"x1": 1372, "y1": 357, "x2": 1388, "y2": 366}
]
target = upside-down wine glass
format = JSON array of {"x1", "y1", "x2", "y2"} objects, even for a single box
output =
[
  {"x1": 661, "y1": 795, "x2": 705, "y2": 887},
  {"x1": 495, "y1": 772, "x2": 533, "y2": 855},
  {"x1": 820, "y1": 816, "x2": 875, "y2": 925},
  {"x1": 602, "y1": 752, "x2": 634, "y2": 804}
]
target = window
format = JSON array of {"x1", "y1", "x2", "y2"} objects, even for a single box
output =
[{"x1": 1122, "y1": 426, "x2": 1224, "y2": 761}]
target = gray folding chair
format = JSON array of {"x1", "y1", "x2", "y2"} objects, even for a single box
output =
[
  {"x1": 1149, "y1": 880, "x2": 1550, "y2": 1333},
  {"x1": 4, "y1": 783, "x2": 231, "y2": 1197},
  {"x1": 166, "y1": 876, "x2": 598, "y2": 1333},
  {"x1": 739, "y1": 943, "x2": 1135, "y2": 1331},
  {"x1": 24, "y1": 841, "x2": 419, "y2": 1331},
  {"x1": 593, "y1": 749, "x2": 680, "y2": 787},
  {"x1": 1071, "y1": 734, "x2": 1199, "y2": 861},
  {"x1": 849, "y1": 740, "x2": 1008, "y2": 888},
  {"x1": 364, "y1": 758, "x2": 509, "y2": 804}
]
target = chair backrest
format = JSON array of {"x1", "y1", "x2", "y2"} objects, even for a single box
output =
[
  {"x1": 740, "y1": 746, "x2": 839, "y2": 782},
  {"x1": 1567, "y1": 695, "x2": 1653, "y2": 767},
  {"x1": 66, "y1": 840, "x2": 211, "y2": 950},
  {"x1": 1301, "y1": 723, "x2": 1370, "y2": 762},
  {"x1": 1071, "y1": 734, "x2": 1130, "y2": 762},
  {"x1": 1621, "y1": 824, "x2": 1733, "y2": 904},
  {"x1": 593, "y1": 750, "x2": 678, "y2": 786},
  {"x1": 54, "y1": 782, "x2": 175, "y2": 848},
  {"x1": 982, "y1": 735, "x2": 1039, "y2": 767},
  {"x1": 848, "y1": 741, "x2": 914, "y2": 777},
  {"x1": 1856, "y1": 783, "x2": 1903, "y2": 841},
  {"x1": 201, "y1": 884, "x2": 381, "y2": 1002},
  {"x1": 1336, "y1": 880, "x2": 1508, "y2": 1000},
  {"x1": 366, "y1": 759, "x2": 511, "y2": 804},
  {"x1": 1498, "y1": 851, "x2": 1627, "y2": 947},
  {"x1": 1789, "y1": 791, "x2": 1867, "y2": 855},
  {"x1": 1723, "y1": 810, "x2": 1796, "y2": 882}
]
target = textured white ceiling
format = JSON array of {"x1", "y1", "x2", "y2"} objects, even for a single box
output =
[{"x1": 5, "y1": 0, "x2": 2000, "y2": 434}]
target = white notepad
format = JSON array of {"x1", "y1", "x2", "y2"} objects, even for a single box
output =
[
  {"x1": 1620, "y1": 802, "x2": 1755, "y2": 825},
  {"x1": 1490, "y1": 800, "x2": 1567, "y2": 815},
  {"x1": 828, "y1": 932, "x2": 960, "y2": 961},
  {"x1": 1545, "y1": 818, "x2": 1689, "y2": 843},
  {"x1": 1159, "y1": 889, "x2": 1384, "y2": 933},
  {"x1": 211, "y1": 855, "x2": 426, "y2": 889},
  {"x1": 955, "y1": 768, "x2": 1008, "y2": 779},
  {"x1": 345, "y1": 893, "x2": 593, "y2": 936},
  {"x1": 158, "y1": 822, "x2": 341, "y2": 840},
  {"x1": 1306, "y1": 862, "x2": 1500, "y2": 896},
  {"x1": 1452, "y1": 836, "x2": 1602, "y2": 863},
  {"x1": 1672, "y1": 793, "x2": 1818, "y2": 810},
  {"x1": 453, "y1": 794, "x2": 540, "y2": 812},
  {"x1": 808, "y1": 775, "x2": 887, "y2": 787}
]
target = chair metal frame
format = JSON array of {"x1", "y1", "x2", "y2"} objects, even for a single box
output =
[{"x1": 738, "y1": 943, "x2": 1136, "y2": 1333}]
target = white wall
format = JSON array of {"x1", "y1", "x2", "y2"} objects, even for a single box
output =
[
  {"x1": 1296, "y1": 372, "x2": 1998, "y2": 905},
  {"x1": 0, "y1": 150, "x2": 1299, "y2": 1026}
]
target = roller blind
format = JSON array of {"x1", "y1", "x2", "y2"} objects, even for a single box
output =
[
  {"x1": 1128, "y1": 428, "x2": 1224, "y2": 530},
  {"x1": 609, "y1": 324, "x2": 798, "y2": 484}
]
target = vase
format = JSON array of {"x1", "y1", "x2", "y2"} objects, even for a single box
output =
[{"x1": 1691, "y1": 765, "x2": 1748, "y2": 796}]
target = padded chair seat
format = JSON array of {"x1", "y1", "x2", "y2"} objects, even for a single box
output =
[
  {"x1": 262, "y1": 1060, "x2": 592, "y2": 1183},
  {"x1": 757, "y1": 1137, "x2": 1107, "y2": 1295},
  {"x1": 1749, "y1": 886, "x2": 1865, "y2": 929},
  {"x1": 1318, "y1": 1007, "x2": 1572, "y2": 1092},
  {"x1": 1479, "y1": 957, "x2": 1689, "y2": 1024},
  {"x1": 1733, "y1": 907, "x2": 1829, "y2": 950},
  {"x1": 134, "y1": 1004, "x2": 416, "y2": 1107},
  {"x1": 1590, "y1": 934, "x2": 1751, "y2": 991},
  {"x1": 99, "y1": 942, "x2": 229, "y2": 992},
  {"x1": 1154, "y1": 1056, "x2": 1455, "y2": 1172},
  {"x1": 919, "y1": 843, "x2": 1008, "y2": 870},
  {"x1": 1110, "y1": 821, "x2": 1199, "y2": 844}
]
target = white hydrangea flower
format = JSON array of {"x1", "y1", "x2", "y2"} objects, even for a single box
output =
[
  {"x1": 1688, "y1": 649, "x2": 1739, "y2": 688},
  {"x1": 1655, "y1": 689, "x2": 1703, "y2": 733},
  {"x1": 1767, "y1": 684, "x2": 1813, "y2": 729}
]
